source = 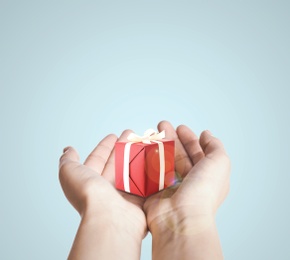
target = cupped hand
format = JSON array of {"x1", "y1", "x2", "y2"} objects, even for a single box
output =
[
  {"x1": 59, "y1": 130, "x2": 147, "y2": 239},
  {"x1": 144, "y1": 121, "x2": 231, "y2": 233}
]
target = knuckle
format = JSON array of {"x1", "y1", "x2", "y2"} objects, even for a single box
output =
[
  {"x1": 108, "y1": 133, "x2": 118, "y2": 139},
  {"x1": 58, "y1": 160, "x2": 79, "y2": 182},
  {"x1": 190, "y1": 151, "x2": 204, "y2": 162},
  {"x1": 97, "y1": 143, "x2": 112, "y2": 154},
  {"x1": 58, "y1": 161, "x2": 69, "y2": 180},
  {"x1": 175, "y1": 153, "x2": 188, "y2": 163},
  {"x1": 87, "y1": 153, "x2": 107, "y2": 164},
  {"x1": 185, "y1": 138, "x2": 199, "y2": 147}
]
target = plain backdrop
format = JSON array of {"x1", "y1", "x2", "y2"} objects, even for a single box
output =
[{"x1": 1, "y1": 1, "x2": 289, "y2": 259}]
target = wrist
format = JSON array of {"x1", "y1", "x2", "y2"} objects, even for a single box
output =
[
  {"x1": 150, "y1": 212, "x2": 222, "y2": 260},
  {"x1": 149, "y1": 207, "x2": 215, "y2": 236},
  {"x1": 69, "y1": 208, "x2": 143, "y2": 260},
  {"x1": 81, "y1": 203, "x2": 145, "y2": 241}
]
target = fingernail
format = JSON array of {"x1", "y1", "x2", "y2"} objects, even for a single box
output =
[
  {"x1": 63, "y1": 146, "x2": 70, "y2": 153},
  {"x1": 206, "y1": 130, "x2": 214, "y2": 136}
]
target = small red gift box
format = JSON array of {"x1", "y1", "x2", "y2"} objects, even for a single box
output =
[{"x1": 115, "y1": 130, "x2": 175, "y2": 197}]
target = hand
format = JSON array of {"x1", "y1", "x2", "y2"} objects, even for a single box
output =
[
  {"x1": 143, "y1": 121, "x2": 230, "y2": 259},
  {"x1": 59, "y1": 131, "x2": 147, "y2": 259},
  {"x1": 144, "y1": 121, "x2": 230, "y2": 258}
]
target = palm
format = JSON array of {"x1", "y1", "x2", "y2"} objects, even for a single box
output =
[
  {"x1": 83, "y1": 131, "x2": 147, "y2": 238},
  {"x1": 144, "y1": 121, "x2": 230, "y2": 230}
]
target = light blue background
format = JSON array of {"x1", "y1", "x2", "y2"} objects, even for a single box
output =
[{"x1": 1, "y1": 1, "x2": 289, "y2": 259}]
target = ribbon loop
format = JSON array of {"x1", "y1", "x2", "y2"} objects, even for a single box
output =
[{"x1": 127, "y1": 129, "x2": 165, "y2": 144}]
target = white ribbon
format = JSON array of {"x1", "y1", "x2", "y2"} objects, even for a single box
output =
[
  {"x1": 123, "y1": 129, "x2": 166, "y2": 193},
  {"x1": 127, "y1": 129, "x2": 165, "y2": 144}
]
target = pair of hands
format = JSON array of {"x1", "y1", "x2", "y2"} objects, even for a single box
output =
[{"x1": 59, "y1": 121, "x2": 230, "y2": 259}]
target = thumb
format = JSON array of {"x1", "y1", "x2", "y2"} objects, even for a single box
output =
[
  {"x1": 59, "y1": 146, "x2": 80, "y2": 168},
  {"x1": 59, "y1": 146, "x2": 80, "y2": 183},
  {"x1": 199, "y1": 131, "x2": 227, "y2": 158}
]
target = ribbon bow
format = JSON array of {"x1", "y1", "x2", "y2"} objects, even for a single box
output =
[{"x1": 127, "y1": 129, "x2": 165, "y2": 144}]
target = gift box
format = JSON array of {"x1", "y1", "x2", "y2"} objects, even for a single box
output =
[{"x1": 115, "y1": 129, "x2": 175, "y2": 197}]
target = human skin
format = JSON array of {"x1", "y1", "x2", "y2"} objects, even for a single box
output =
[
  {"x1": 144, "y1": 121, "x2": 231, "y2": 260},
  {"x1": 59, "y1": 120, "x2": 230, "y2": 259},
  {"x1": 59, "y1": 131, "x2": 147, "y2": 260}
]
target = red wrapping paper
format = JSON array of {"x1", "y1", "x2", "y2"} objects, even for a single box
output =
[{"x1": 115, "y1": 140, "x2": 175, "y2": 197}]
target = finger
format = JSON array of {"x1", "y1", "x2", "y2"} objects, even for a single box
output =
[
  {"x1": 178, "y1": 131, "x2": 230, "y2": 198},
  {"x1": 59, "y1": 146, "x2": 80, "y2": 169},
  {"x1": 199, "y1": 130, "x2": 228, "y2": 159},
  {"x1": 102, "y1": 129, "x2": 133, "y2": 184},
  {"x1": 59, "y1": 146, "x2": 81, "y2": 184},
  {"x1": 176, "y1": 125, "x2": 204, "y2": 165},
  {"x1": 84, "y1": 134, "x2": 118, "y2": 174},
  {"x1": 158, "y1": 120, "x2": 192, "y2": 178}
]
